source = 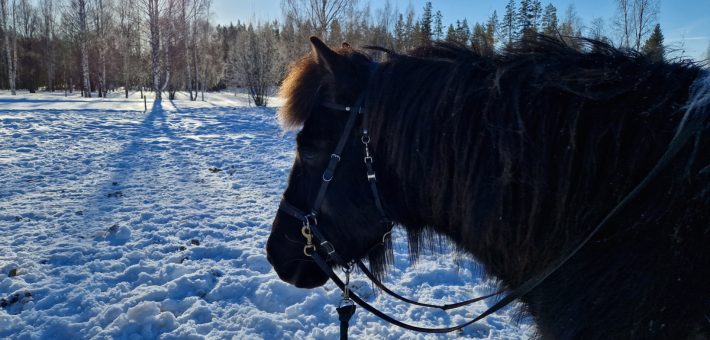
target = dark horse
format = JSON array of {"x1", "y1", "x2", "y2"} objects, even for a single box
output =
[{"x1": 265, "y1": 35, "x2": 710, "y2": 339}]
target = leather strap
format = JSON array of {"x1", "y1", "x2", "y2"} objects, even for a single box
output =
[
  {"x1": 355, "y1": 260, "x2": 502, "y2": 310},
  {"x1": 337, "y1": 304, "x2": 357, "y2": 340},
  {"x1": 321, "y1": 101, "x2": 369, "y2": 114},
  {"x1": 311, "y1": 251, "x2": 505, "y2": 333}
]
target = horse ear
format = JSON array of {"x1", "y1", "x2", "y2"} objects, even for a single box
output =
[
  {"x1": 310, "y1": 36, "x2": 347, "y2": 77},
  {"x1": 342, "y1": 42, "x2": 351, "y2": 49}
]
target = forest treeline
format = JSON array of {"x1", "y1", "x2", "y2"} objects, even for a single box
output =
[{"x1": 0, "y1": 0, "x2": 704, "y2": 106}]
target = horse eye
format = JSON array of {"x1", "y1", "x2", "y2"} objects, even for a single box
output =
[{"x1": 301, "y1": 150, "x2": 317, "y2": 161}]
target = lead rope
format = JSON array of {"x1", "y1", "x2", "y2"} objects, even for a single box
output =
[{"x1": 337, "y1": 268, "x2": 356, "y2": 340}]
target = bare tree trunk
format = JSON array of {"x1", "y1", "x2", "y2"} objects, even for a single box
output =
[
  {"x1": 182, "y1": 0, "x2": 193, "y2": 101},
  {"x1": 41, "y1": 0, "x2": 56, "y2": 92},
  {"x1": 200, "y1": 1, "x2": 208, "y2": 101},
  {"x1": 633, "y1": 0, "x2": 658, "y2": 51},
  {"x1": 149, "y1": 0, "x2": 162, "y2": 100},
  {"x1": 614, "y1": 0, "x2": 658, "y2": 50},
  {"x1": 78, "y1": 0, "x2": 91, "y2": 97},
  {"x1": 185, "y1": 32, "x2": 193, "y2": 100},
  {"x1": 192, "y1": 25, "x2": 198, "y2": 101},
  {"x1": 97, "y1": 0, "x2": 107, "y2": 97},
  {"x1": 160, "y1": 0, "x2": 173, "y2": 92},
  {"x1": 201, "y1": 51, "x2": 205, "y2": 101},
  {"x1": 118, "y1": 0, "x2": 132, "y2": 98},
  {"x1": 1, "y1": 0, "x2": 17, "y2": 95}
]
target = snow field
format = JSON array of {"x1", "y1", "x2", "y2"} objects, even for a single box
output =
[{"x1": 0, "y1": 91, "x2": 530, "y2": 339}]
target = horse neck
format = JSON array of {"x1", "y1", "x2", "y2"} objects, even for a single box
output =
[{"x1": 366, "y1": 56, "x2": 705, "y2": 284}]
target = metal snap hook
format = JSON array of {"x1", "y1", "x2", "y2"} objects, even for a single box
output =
[{"x1": 302, "y1": 226, "x2": 316, "y2": 256}]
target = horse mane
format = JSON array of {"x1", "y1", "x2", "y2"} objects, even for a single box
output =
[
  {"x1": 278, "y1": 35, "x2": 706, "y2": 291},
  {"x1": 363, "y1": 36, "x2": 704, "y2": 286}
]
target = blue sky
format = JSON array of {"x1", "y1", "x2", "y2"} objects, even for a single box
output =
[{"x1": 212, "y1": 0, "x2": 710, "y2": 61}]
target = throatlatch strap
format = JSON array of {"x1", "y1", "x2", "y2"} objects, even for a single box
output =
[{"x1": 337, "y1": 304, "x2": 356, "y2": 340}]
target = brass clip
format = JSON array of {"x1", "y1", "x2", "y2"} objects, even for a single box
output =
[{"x1": 302, "y1": 226, "x2": 316, "y2": 256}]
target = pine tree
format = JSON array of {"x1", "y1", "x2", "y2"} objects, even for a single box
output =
[
  {"x1": 642, "y1": 23, "x2": 664, "y2": 62},
  {"x1": 456, "y1": 19, "x2": 470, "y2": 45},
  {"x1": 485, "y1": 10, "x2": 498, "y2": 50},
  {"x1": 405, "y1": 4, "x2": 416, "y2": 49},
  {"x1": 517, "y1": 0, "x2": 531, "y2": 35},
  {"x1": 328, "y1": 19, "x2": 343, "y2": 47},
  {"x1": 413, "y1": 20, "x2": 422, "y2": 46},
  {"x1": 434, "y1": 10, "x2": 443, "y2": 40},
  {"x1": 502, "y1": 0, "x2": 517, "y2": 45},
  {"x1": 541, "y1": 3, "x2": 558, "y2": 35},
  {"x1": 471, "y1": 22, "x2": 487, "y2": 50},
  {"x1": 394, "y1": 13, "x2": 406, "y2": 51},
  {"x1": 530, "y1": 0, "x2": 542, "y2": 32},
  {"x1": 445, "y1": 24, "x2": 456, "y2": 43},
  {"x1": 420, "y1": 2, "x2": 433, "y2": 43}
]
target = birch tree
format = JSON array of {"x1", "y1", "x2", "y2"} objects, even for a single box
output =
[
  {"x1": 92, "y1": 0, "x2": 111, "y2": 97},
  {"x1": 613, "y1": 0, "x2": 660, "y2": 50},
  {"x1": 62, "y1": 0, "x2": 92, "y2": 97},
  {"x1": 40, "y1": 0, "x2": 56, "y2": 91},
  {"x1": 230, "y1": 21, "x2": 280, "y2": 106},
  {"x1": 558, "y1": 4, "x2": 584, "y2": 51},
  {"x1": 179, "y1": 0, "x2": 196, "y2": 100},
  {"x1": 281, "y1": 0, "x2": 350, "y2": 39},
  {"x1": 1, "y1": 0, "x2": 18, "y2": 95},
  {"x1": 148, "y1": 0, "x2": 162, "y2": 99},
  {"x1": 116, "y1": 0, "x2": 136, "y2": 97},
  {"x1": 16, "y1": 0, "x2": 41, "y2": 93},
  {"x1": 78, "y1": 0, "x2": 90, "y2": 96}
]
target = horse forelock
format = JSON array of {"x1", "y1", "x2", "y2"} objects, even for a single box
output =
[
  {"x1": 278, "y1": 53, "x2": 322, "y2": 131},
  {"x1": 278, "y1": 45, "x2": 372, "y2": 131}
]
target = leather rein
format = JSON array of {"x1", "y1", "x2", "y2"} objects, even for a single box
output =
[{"x1": 277, "y1": 64, "x2": 710, "y2": 334}]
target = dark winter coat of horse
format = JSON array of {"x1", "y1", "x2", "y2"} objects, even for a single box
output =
[{"x1": 265, "y1": 35, "x2": 710, "y2": 340}]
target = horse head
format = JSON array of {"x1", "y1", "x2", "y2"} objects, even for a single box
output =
[{"x1": 265, "y1": 37, "x2": 392, "y2": 289}]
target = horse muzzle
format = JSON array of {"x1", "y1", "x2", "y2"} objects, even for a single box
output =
[{"x1": 265, "y1": 215, "x2": 331, "y2": 289}]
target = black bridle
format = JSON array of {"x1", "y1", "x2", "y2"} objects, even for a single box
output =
[{"x1": 277, "y1": 64, "x2": 710, "y2": 335}]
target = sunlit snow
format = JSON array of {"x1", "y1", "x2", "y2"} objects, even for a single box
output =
[{"x1": 0, "y1": 90, "x2": 530, "y2": 339}]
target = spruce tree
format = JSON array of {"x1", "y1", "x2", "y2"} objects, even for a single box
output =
[
  {"x1": 486, "y1": 10, "x2": 499, "y2": 50},
  {"x1": 421, "y1": 2, "x2": 434, "y2": 42},
  {"x1": 394, "y1": 14, "x2": 406, "y2": 51},
  {"x1": 434, "y1": 11, "x2": 443, "y2": 40},
  {"x1": 446, "y1": 24, "x2": 456, "y2": 43},
  {"x1": 503, "y1": 0, "x2": 517, "y2": 44},
  {"x1": 530, "y1": 0, "x2": 542, "y2": 32},
  {"x1": 471, "y1": 22, "x2": 487, "y2": 50},
  {"x1": 518, "y1": 0, "x2": 532, "y2": 35},
  {"x1": 541, "y1": 3, "x2": 558, "y2": 35},
  {"x1": 457, "y1": 19, "x2": 471, "y2": 45},
  {"x1": 413, "y1": 21, "x2": 423, "y2": 45},
  {"x1": 642, "y1": 23, "x2": 664, "y2": 62}
]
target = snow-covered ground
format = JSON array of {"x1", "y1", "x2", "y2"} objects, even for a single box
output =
[{"x1": 0, "y1": 90, "x2": 531, "y2": 339}]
